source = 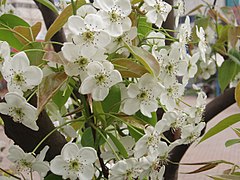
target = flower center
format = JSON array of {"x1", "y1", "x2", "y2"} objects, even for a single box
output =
[
  {"x1": 95, "y1": 73, "x2": 107, "y2": 85},
  {"x1": 110, "y1": 11, "x2": 120, "y2": 22},
  {"x1": 154, "y1": 4, "x2": 163, "y2": 13},
  {"x1": 83, "y1": 31, "x2": 95, "y2": 42},
  {"x1": 13, "y1": 73, "x2": 25, "y2": 85},
  {"x1": 75, "y1": 57, "x2": 89, "y2": 69},
  {"x1": 69, "y1": 160, "x2": 80, "y2": 171}
]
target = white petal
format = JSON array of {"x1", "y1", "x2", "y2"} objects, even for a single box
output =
[
  {"x1": 32, "y1": 162, "x2": 50, "y2": 178},
  {"x1": 5, "y1": 92, "x2": 26, "y2": 106},
  {"x1": 22, "y1": 119, "x2": 39, "y2": 131},
  {"x1": 50, "y1": 156, "x2": 68, "y2": 175},
  {"x1": 1, "y1": 41, "x2": 10, "y2": 60},
  {"x1": 78, "y1": 164, "x2": 95, "y2": 180},
  {"x1": 85, "y1": 14, "x2": 104, "y2": 31},
  {"x1": 0, "y1": 103, "x2": 10, "y2": 115},
  {"x1": 11, "y1": 52, "x2": 30, "y2": 71},
  {"x1": 127, "y1": 83, "x2": 140, "y2": 98},
  {"x1": 62, "y1": 43, "x2": 81, "y2": 62},
  {"x1": 78, "y1": 147, "x2": 97, "y2": 164},
  {"x1": 177, "y1": 60, "x2": 188, "y2": 76},
  {"x1": 87, "y1": 61, "x2": 103, "y2": 76},
  {"x1": 80, "y1": 77, "x2": 97, "y2": 95},
  {"x1": 68, "y1": 16, "x2": 85, "y2": 34},
  {"x1": 95, "y1": 31, "x2": 111, "y2": 48},
  {"x1": 108, "y1": 22, "x2": 123, "y2": 37},
  {"x1": 140, "y1": 100, "x2": 158, "y2": 118},
  {"x1": 121, "y1": 17, "x2": 132, "y2": 32},
  {"x1": 92, "y1": 86, "x2": 109, "y2": 101},
  {"x1": 122, "y1": 98, "x2": 139, "y2": 115},
  {"x1": 24, "y1": 66, "x2": 43, "y2": 86},
  {"x1": 144, "y1": 0, "x2": 156, "y2": 6},
  {"x1": 116, "y1": 0, "x2": 131, "y2": 16},
  {"x1": 108, "y1": 70, "x2": 122, "y2": 86},
  {"x1": 146, "y1": 10, "x2": 157, "y2": 24},
  {"x1": 62, "y1": 143, "x2": 79, "y2": 161},
  {"x1": 81, "y1": 43, "x2": 97, "y2": 57},
  {"x1": 94, "y1": 0, "x2": 114, "y2": 11},
  {"x1": 7, "y1": 145, "x2": 25, "y2": 162}
]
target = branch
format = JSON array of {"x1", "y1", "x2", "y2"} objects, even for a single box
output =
[{"x1": 33, "y1": 0, "x2": 66, "y2": 52}]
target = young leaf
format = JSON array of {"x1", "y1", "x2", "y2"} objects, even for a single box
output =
[
  {"x1": 137, "y1": 16, "x2": 152, "y2": 37},
  {"x1": 112, "y1": 58, "x2": 148, "y2": 78},
  {"x1": 199, "y1": 113, "x2": 240, "y2": 144},
  {"x1": 44, "y1": 173, "x2": 62, "y2": 180},
  {"x1": 124, "y1": 42, "x2": 160, "y2": 76},
  {"x1": 45, "y1": 0, "x2": 85, "y2": 41},
  {"x1": 81, "y1": 127, "x2": 95, "y2": 148},
  {"x1": 135, "y1": 111, "x2": 157, "y2": 126},
  {"x1": 232, "y1": 128, "x2": 240, "y2": 137},
  {"x1": 225, "y1": 139, "x2": 240, "y2": 147},
  {"x1": 101, "y1": 85, "x2": 121, "y2": 113},
  {"x1": 38, "y1": 72, "x2": 68, "y2": 114},
  {"x1": 108, "y1": 133, "x2": 128, "y2": 158},
  {"x1": 218, "y1": 60, "x2": 237, "y2": 92},
  {"x1": 35, "y1": 0, "x2": 59, "y2": 15},
  {"x1": 52, "y1": 85, "x2": 73, "y2": 110},
  {"x1": 181, "y1": 162, "x2": 219, "y2": 174}
]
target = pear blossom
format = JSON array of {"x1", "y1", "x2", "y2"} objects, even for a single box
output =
[
  {"x1": 93, "y1": 0, "x2": 132, "y2": 37},
  {"x1": 182, "y1": 52, "x2": 200, "y2": 84},
  {"x1": 50, "y1": 143, "x2": 97, "y2": 180},
  {"x1": 230, "y1": 72, "x2": 240, "y2": 87},
  {"x1": 142, "y1": 31, "x2": 165, "y2": 51},
  {"x1": 122, "y1": 73, "x2": 163, "y2": 118},
  {"x1": 161, "y1": 110, "x2": 187, "y2": 130},
  {"x1": 109, "y1": 158, "x2": 144, "y2": 180},
  {"x1": 0, "y1": 41, "x2": 10, "y2": 71},
  {"x1": 143, "y1": 0, "x2": 172, "y2": 28},
  {"x1": 199, "y1": 60, "x2": 216, "y2": 79},
  {"x1": 178, "y1": 16, "x2": 191, "y2": 44},
  {"x1": 68, "y1": 14, "x2": 111, "y2": 57},
  {"x1": 0, "y1": 92, "x2": 39, "y2": 131},
  {"x1": 196, "y1": 26, "x2": 207, "y2": 62},
  {"x1": 7, "y1": 145, "x2": 49, "y2": 178},
  {"x1": 1, "y1": 52, "x2": 43, "y2": 95},
  {"x1": 79, "y1": 61, "x2": 122, "y2": 101},
  {"x1": 175, "y1": 0, "x2": 185, "y2": 27},
  {"x1": 0, "y1": 3, "x2": 14, "y2": 16},
  {"x1": 212, "y1": 53, "x2": 224, "y2": 67},
  {"x1": 62, "y1": 42, "x2": 107, "y2": 80},
  {"x1": 160, "y1": 77, "x2": 185, "y2": 111},
  {"x1": 181, "y1": 122, "x2": 206, "y2": 144},
  {"x1": 106, "y1": 26, "x2": 137, "y2": 55}
]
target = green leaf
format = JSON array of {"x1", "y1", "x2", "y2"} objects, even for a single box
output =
[
  {"x1": 199, "y1": 114, "x2": 240, "y2": 144},
  {"x1": 209, "y1": 174, "x2": 240, "y2": 180},
  {"x1": 38, "y1": 72, "x2": 68, "y2": 114},
  {"x1": 128, "y1": 125, "x2": 144, "y2": 141},
  {"x1": 81, "y1": 127, "x2": 95, "y2": 148},
  {"x1": 45, "y1": 0, "x2": 85, "y2": 41},
  {"x1": 235, "y1": 82, "x2": 240, "y2": 107},
  {"x1": 138, "y1": 16, "x2": 152, "y2": 37},
  {"x1": 232, "y1": 128, "x2": 240, "y2": 137},
  {"x1": 52, "y1": 85, "x2": 73, "y2": 110},
  {"x1": 124, "y1": 43, "x2": 160, "y2": 76},
  {"x1": 0, "y1": 14, "x2": 30, "y2": 49},
  {"x1": 35, "y1": 0, "x2": 59, "y2": 14},
  {"x1": 225, "y1": 139, "x2": 240, "y2": 147},
  {"x1": 22, "y1": 42, "x2": 44, "y2": 66},
  {"x1": 228, "y1": 49, "x2": 240, "y2": 65},
  {"x1": 102, "y1": 85, "x2": 121, "y2": 113},
  {"x1": 93, "y1": 101, "x2": 106, "y2": 128},
  {"x1": 131, "y1": 0, "x2": 143, "y2": 4},
  {"x1": 218, "y1": 60, "x2": 237, "y2": 92},
  {"x1": 44, "y1": 173, "x2": 62, "y2": 180},
  {"x1": 112, "y1": 58, "x2": 148, "y2": 78},
  {"x1": 182, "y1": 162, "x2": 220, "y2": 174},
  {"x1": 108, "y1": 133, "x2": 128, "y2": 158},
  {"x1": 135, "y1": 111, "x2": 157, "y2": 126}
]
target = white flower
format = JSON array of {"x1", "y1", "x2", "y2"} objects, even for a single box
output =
[
  {"x1": 160, "y1": 77, "x2": 185, "y2": 111},
  {"x1": 196, "y1": 26, "x2": 207, "y2": 62},
  {"x1": 143, "y1": 0, "x2": 172, "y2": 28},
  {"x1": 161, "y1": 111, "x2": 187, "y2": 130},
  {"x1": 7, "y1": 145, "x2": 49, "y2": 178},
  {"x1": 106, "y1": 26, "x2": 137, "y2": 55},
  {"x1": 68, "y1": 14, "x2": 111, "y2": 57},
  {"x1": 199, "y1": 60, "x2": 216, "y2": 79},
  {"x1": 142, "y1": 31, "x2": 165, "y2": 51},
  {"x1": 175, "y1": 0, "x2": 185, "y2": 27},
  {"x1": 122, "y1": 73, "x2": 163, "y2": 118},
  {"x1": 177, "y1": 16, "x2": 191, "y2": 44},
  {"x1": 0, "y1": 92, "x2": 39, "y2": 131},
  {"x1": 212, "y1": 53, "x2": 224, "y2": 67},
  {"x1": 2, "y1": 52, "x2": 43, "y2": 95},
  {"x1": 94, "y1": 0, "x2": 132, "y2": 37},
  {"x1": 230, "y1": 72, "x2": 240, "y2": 87},
  {"x1": 0, "y1": 41, "x2": 10, "y2": 71},
  {"x1": 62, "y1": 42, "x2": 107, "y2": 80},
  {"x1": 182, "y1": 52, "x2": 200, "y2": 84},
  {"x1": 181, "y1": 122, "x2": 205, "y2": 144},
  {"x1": 50, "y1": 143, "x2": 97, "y2": 180},
  {"x1": 109, "y1": 158, "x2": 144, "y2": 180},
  {"x1": 80, "y1": 61, "x2": 122, "y2": 101}
]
